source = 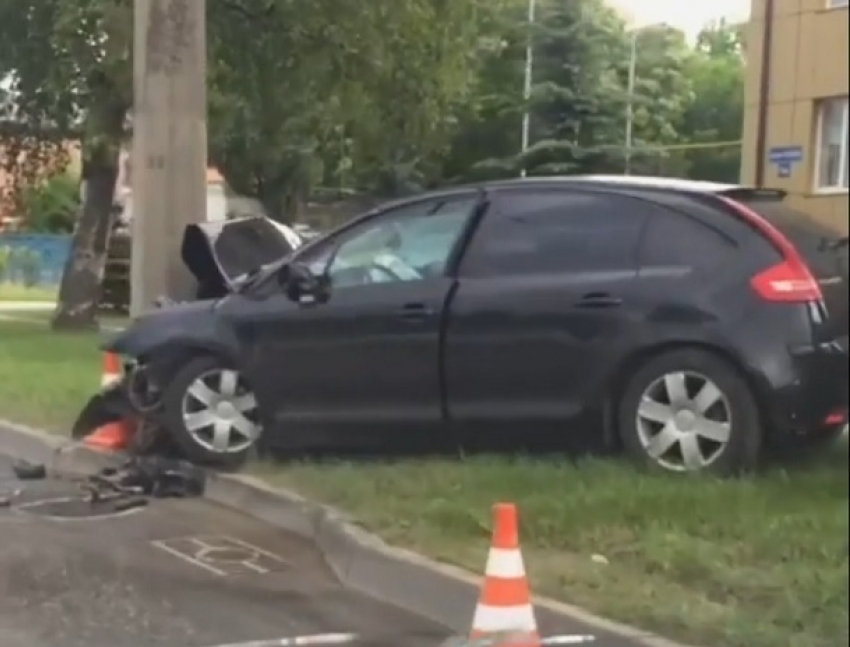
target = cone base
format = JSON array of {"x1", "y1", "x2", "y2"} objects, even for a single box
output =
[{"x1": 82, "y1": 421, "x2": 134, "y2": 452}]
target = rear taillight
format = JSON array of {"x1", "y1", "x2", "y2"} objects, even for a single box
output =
[
  {"x1": 750, "y1": 260, "x2": 822, "y2": 302},
  {"x1": 719, "y1": 196, "x2": 824, "y2": 304}
]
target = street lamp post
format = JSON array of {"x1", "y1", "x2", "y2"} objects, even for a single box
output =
[
  {"x1": 624, "y1": 29, "x2": 638, "y2": 175},
  {"x1": 519, "y1": 0, "x2": 536, "y2": 177}
]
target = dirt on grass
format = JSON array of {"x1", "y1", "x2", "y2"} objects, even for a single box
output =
[{"x1": 0, "y1": 318, "x2": 847, "y2": 647}]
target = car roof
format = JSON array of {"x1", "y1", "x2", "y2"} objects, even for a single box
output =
[
  {"x1": 479, "y1": 175, "x2": 745, "y2": 194},
  {"x1": 332, "y1": 175, "x2": 780, "y2": 240},
  {"x1": 381, "y1": 176, "x2": 756, "y2": 208}
]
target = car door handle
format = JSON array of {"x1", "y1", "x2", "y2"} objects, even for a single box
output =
[
  {"x1": 575, "y1": 292, "x2": 623, "y2": 308},
  {"x1": 396, "y1": 303, "x2": 434, "y2": 320}
]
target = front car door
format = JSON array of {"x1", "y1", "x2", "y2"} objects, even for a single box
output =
[
  {"x1": 444, "y1": 187, "x2": 650, "y2": 437},
  {"x1": 250, "y1": 192, "x2": 480, "y2": 442}
]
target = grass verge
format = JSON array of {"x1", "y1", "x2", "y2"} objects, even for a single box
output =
[
  {"x1": 0, "y1": 282, "x2": 57, "y2": 302},
  {"x1": 0, "y1": 320, "x2": 106, "y2": 431},
  {"x1": 257, "y1": 453, "x2": 848, "y2": 647},
  {"x1": 0, "y1": 318, "x2": 847, "y2": 646}
]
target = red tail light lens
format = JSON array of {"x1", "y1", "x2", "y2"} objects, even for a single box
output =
[
  {"x1": 750, "y1": 260, "x2": 822, "y2": 302},
  {"x1": 719, "y1": 196, "x2": 823, "y2": 304}
]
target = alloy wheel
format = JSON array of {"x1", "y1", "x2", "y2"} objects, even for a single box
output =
[
  {"x1": 635, "y1": 371, "x2": 732, "y2": 472},
  {"x1": 180, "y1": 368, "x2": 261, "y2": 454}
]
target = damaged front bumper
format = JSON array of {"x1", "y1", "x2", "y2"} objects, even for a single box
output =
[{"x1": 71, "y1": 358, "x2": 171, "y2": 451}]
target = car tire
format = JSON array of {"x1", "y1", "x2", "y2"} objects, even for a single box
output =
[
  {"x1": 160, "y1": 355, "x2": 262, "y2": 467},
  {"x1": 616, "y1": 348, "x2": 762, "y2": 476}
]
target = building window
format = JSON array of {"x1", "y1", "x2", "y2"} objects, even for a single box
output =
[
  {"x1": 827, "y1": 0, "x2": 848, "y2": 8},
  {"x1": 815, "y1": 97, "x2": 849, "y2": 191}
]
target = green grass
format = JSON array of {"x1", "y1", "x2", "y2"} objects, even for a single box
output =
[
  {"x1": 0, "y1": 282, "x2": 57, "y2": 302},
  {"x1": 0, "y1": 320, "x2": 107, "y2": 430},
  {"x1": 258, "y1": 453, "x2": 848, "y2": 647},
  {"x1": 0, "y1": 318, "x2": 847, "y2": 646}
]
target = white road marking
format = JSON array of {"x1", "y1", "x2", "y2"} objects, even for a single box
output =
[
  {"x1": 151, "y1": 535, "x2": 291, "y2": 576},
  {"x1": 13, "y1": 496, "x2": 146, "y2": 522},
  {"x1": 204, "y1": 634, "x2": 358, "y2": 646},
  {"x1": 150, "y1": 538, "x2": 227, "y2": 576}
]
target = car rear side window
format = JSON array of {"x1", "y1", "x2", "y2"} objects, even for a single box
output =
[
  {"x1": 460, "y1": 190, "x2": 648, "y2": 277},
  {"x1": 639, "y1": 208, "x2": 734, "y2": 270}
]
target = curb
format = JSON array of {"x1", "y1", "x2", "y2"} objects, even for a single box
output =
[{"x1": 0, "y1": 418, "x2": 698, "y2": 647}]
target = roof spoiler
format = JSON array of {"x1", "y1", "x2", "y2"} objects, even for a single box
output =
[{"x1": 717, "y1": 187, "x2": 788, "y2": 201}]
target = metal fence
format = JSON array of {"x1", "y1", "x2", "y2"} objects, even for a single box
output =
[{"x1": 0, "y1": 233, "x2": 71, "y2": 287}]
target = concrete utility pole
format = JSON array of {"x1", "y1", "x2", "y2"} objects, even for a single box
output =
[{"x1": 131, "y1": 0, "x2": 207, "y2": 316}]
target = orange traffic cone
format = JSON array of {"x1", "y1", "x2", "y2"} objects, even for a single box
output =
[
  {"x1": 470, "y1": 503, "x2": 540, "y2": 647},
  {"x1": 101, "y1": 352, "x2": 122, "y2": 388},
  {"x1": 83, "y1": 419, "x2": 136, "y2": 452}
]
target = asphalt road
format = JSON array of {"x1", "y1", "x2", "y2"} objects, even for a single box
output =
[{"x1": 0, "y1": 451, "x2": 451, "y2": 647}]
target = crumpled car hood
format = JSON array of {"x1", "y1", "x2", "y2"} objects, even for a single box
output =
[{"x1": 181, "y1": 216, "x2": 302, "y2": 291}]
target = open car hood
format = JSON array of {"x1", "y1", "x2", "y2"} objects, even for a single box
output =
[{"x1": 181, "y1": 216, "x2": 302, "y2": 291}]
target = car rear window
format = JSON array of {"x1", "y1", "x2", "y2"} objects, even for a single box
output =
[
  {"x1": 738, "y1": 199, "x2": 848, "y2": 276},
  {"x1": 738, "y1": 199, "x2": 845, "y2": 246},
  {"x1": 639, "y1": 208, "x2": 734, "y2": 271}
]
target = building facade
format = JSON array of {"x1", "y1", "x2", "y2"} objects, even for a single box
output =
[{"x1": 741, "y1": 0, "x2": 848, "y2": 233}]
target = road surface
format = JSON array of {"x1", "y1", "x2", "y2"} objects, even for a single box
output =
[{"x1": 0, "y1": 451, "x2": 450, "y2": 647}]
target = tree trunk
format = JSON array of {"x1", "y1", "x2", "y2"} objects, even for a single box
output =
[{"x1": 50, "y1": 155, "x2": 119, "y2": 331}]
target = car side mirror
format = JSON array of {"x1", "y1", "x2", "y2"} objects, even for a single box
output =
[{"x1": 277, "y1": 262, "x2": 331, "y2": 305}]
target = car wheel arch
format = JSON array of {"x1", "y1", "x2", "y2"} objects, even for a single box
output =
[
  {"x1": 139, "y1": 341, "x2": 244, "y2": 382},
  {"x1": 600, "y1": 340, "x2": 767, "y2": 448}
]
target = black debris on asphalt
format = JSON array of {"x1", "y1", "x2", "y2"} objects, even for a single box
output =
[
  {"x1": 11, "y1": 459, "x2": 47, "y2": 480},
  {"x1": 7, "y1": 455, "x2": 207, "y2": 512},
  {"x1": 81, "y1": 456, "x2": 208, "y2": 503}
]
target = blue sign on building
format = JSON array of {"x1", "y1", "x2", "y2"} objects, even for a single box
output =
[{"x1": 768, "y1": 145, "x2": 804, "y2": 178}]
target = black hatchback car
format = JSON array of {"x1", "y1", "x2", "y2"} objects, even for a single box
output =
[{"x1": 100, "y1": 176, "x2": 849, "y2": 475}]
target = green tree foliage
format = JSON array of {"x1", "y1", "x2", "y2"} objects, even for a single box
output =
[
  {"x1": 0, "y1": 0, "x2": 131, "y2": 329},
  {"x1": 22, "y1": 171, "x2": 81, "y2": 234},
  {"x1": 208, "y1": 0, "x2": 484, "y2": 218},
  {"x1": 522, "y1": 0, "x2": 630, "y2": 175},
  {"x1": 0, "y1": 0, "x2": 747, "y2": 324},
  {"x1": 679, "y1": 20, "x2": 746, "y2": 182}
]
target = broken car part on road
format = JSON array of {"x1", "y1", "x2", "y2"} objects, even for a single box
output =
[{"x1": 5, "y1": 454, "x2": 207, "y2": 515}]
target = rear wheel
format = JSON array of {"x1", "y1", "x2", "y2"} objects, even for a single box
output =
[
  {"x1": 617, "y1": 349, "x2": 762, "y2": 475},
  {"x1": 161, "y1": 355, "x2": 262, "y2": 467}
]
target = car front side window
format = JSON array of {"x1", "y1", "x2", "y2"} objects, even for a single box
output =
[{"x1": 306, "y1": 196, "x2": 476, "y2": 289}]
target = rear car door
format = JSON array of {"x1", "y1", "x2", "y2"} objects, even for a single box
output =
[{"x1": 444, "y1": 187, "x2": 649, "y2": 433}]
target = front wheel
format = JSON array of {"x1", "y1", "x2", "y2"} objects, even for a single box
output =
[
  {"x1": 161, "y1": 355, "x2": 262, "y2": 467},
  {"x1": 616, "y1": 349, "x2": 762, "y2": 476}
]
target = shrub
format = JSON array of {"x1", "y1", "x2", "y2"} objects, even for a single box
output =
[
  {"x1": 0, "y1": 246, "x2": 11, "y2": 282},
  {"x1": 12, "y1": 248, "x2": 43, "y2": 286},
  {"x1": 22, "y1": 172, "x2": 80, "y2": 234}
]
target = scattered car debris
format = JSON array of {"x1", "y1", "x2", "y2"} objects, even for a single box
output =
[
  {"x1": 11, "y1": 459, "x2": 47, "y2": 481},
  {"x1": 6, "y1": 455, "x2": 206, "y2": 514},
  {"x1": 80, "y1": 456, "x2": 207, "y2": 505},
  {"x1": 112, "y1": 496, "x2": 149, "y2": 512},
  {"x1": 0, "y1": 488, "x2": 22, "y2": 508}
]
